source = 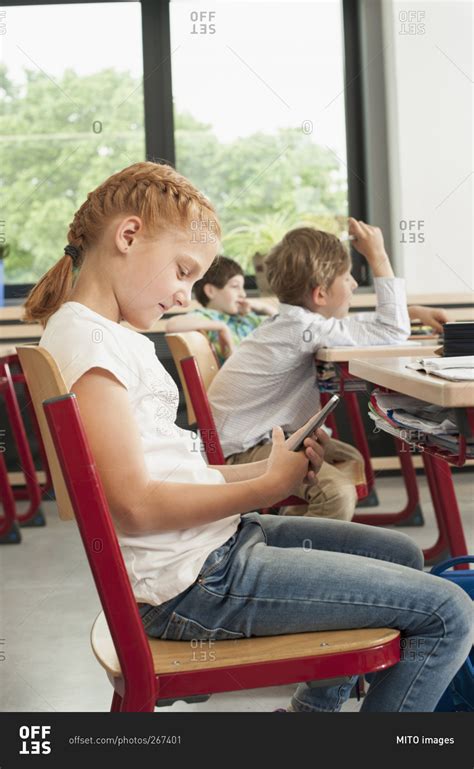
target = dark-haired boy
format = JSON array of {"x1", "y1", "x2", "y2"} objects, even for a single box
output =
[{"x1": 166, "y1": 256, "x2": 275, "y2": 364}]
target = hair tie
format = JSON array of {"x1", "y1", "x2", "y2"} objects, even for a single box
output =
[{"x1": 64, "y1": 244, "x2": 80, "y2": 264}]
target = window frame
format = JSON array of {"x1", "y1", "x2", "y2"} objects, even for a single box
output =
[{"x1": 3, "y1": 0, "x2": 369, "y2": 298}]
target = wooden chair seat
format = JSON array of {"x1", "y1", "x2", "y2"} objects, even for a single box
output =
[{"x1": 91, "y1": 610, "x2": 399, "y2": 678}]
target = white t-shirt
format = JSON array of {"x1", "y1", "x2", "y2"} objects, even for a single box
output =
[{"x1": 40, "y1": 301, "x2": 240, "y2": 605}]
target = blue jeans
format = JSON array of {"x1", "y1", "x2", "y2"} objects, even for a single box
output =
[{"x1": 138, "y1": 513, "x2": 473, "y2": 712}]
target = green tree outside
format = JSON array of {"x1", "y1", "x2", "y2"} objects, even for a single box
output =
[{"x1": 0, "y1": 66, "x2": 347, "y2": 282}]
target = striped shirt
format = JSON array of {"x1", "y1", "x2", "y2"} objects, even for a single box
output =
[{"x1": 208, "y1": 277, "x2": 410, "y2": 457}]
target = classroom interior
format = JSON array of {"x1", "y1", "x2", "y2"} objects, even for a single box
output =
[{"x1": 0, "y1": 0, "x2": 472, "y2": 716}]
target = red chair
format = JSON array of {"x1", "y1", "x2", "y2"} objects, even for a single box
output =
[
  {"x1": 0, "y1": 346, "x2": 47, "y2": 533},
  {"x1": 0, "y1": 452, "x2": 21, "y2": 543},
  {"x1": 18, "y1": 344, "x2": 400, "y2": 712}
]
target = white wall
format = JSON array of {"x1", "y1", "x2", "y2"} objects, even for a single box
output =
[{"x1": 381, "y1": 0, "x2": 473, "y2": 295}]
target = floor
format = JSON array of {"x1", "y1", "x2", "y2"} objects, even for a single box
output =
[{"x1": 0, "y1": 472, "x2": 472, "y2": 713}]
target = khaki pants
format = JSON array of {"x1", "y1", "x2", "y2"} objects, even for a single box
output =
[{"x1": 227, "y1": 438, "x2": 365, "y2": 521}]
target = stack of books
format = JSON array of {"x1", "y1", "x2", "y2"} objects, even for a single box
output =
[
  {"x1": 443, "y1": 322, "x2": 474, "y2": 357},
  {"x1": 316, "y1": 362, "x2": 367, "y2": 393},
  {"x1": 368, "y1": 389, "x2": 474, "y2": 458}
]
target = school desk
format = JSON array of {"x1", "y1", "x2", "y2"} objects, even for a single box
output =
[
  {"x1": 315, "y1": 344, "x2": 440, "y2": 530},
  {"x1": 349, "y1": 357, "x2": 473, "y2": 564}
]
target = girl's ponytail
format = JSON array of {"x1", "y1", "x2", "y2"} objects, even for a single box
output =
[{"x1": 22, "y1": 247, "x2": 81, "y2": 328}]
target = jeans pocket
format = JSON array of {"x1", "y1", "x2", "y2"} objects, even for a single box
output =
[
  {"x1": 139, "y1": 604, "x2": 169, "y2": 632},
  {"x1": 161, "y1": 611, "x2": 245, "y2": 641},
  {"x1": 198, "y1": 532, "x2": 240, "y2": 580}
]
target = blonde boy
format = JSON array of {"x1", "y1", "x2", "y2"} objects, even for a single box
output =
[{"x1": 207, "y1": 218, "x2": 411, "y2": 521}]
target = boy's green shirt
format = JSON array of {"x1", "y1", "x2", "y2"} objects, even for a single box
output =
[{"x1": 189, "y1": 307, "x2": 267, "y2": 365}]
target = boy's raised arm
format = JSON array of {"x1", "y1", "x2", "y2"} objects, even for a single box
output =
[
  {"x1": 348, "y1": 218, "x2": 394, "y2": 279},
  {"x1": 302, "y1": 219, "x2": 410, "y2": 351}
]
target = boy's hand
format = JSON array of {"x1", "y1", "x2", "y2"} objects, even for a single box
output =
[
  {"x1": 247, "y1": 298, "x2": 275, "y2": 316},
  {"x1": 348, "y1": 218, "x2": 394, "y2": 278},
  {"x1": 266, "y1": 426, "x2": 310, "y2": 497},
  {"x1": 217, "y1": 325, "x2": 235, "y2": 358},
  {"x1": 408, "y1": 305, "x2": 449, "y2": 334},
  {"x1": 236, "y1": 298, "x2": 252, "y2": 315}
]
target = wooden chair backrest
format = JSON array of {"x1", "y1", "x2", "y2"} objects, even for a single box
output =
[
  {"x1": 166, "y1": 332, "x2": 219, "y2": 425},
  {"x1": 16, "y1": 345, "x2": 75, "y2": 521}
]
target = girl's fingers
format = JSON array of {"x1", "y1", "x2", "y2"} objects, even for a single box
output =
[{"x1": 305, "y1": 446, "x2": 324, "y2": 471}]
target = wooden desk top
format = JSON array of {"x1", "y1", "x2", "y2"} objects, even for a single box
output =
[
  {"x1": 316, "y1": 343, "x2": 440, "y2": 362},
  {"x1": 1, "y1": 291, "x2": 472, "y2": 322},
  {"x1": 0, "y1": 320, "x2": 168, "y2": 342},
  {"x1": 0, "y1": 324, "x2": 42, "y2": 341},
  {"x1": 0, "y1": 343, "x2": 17, "y2": 358},
  {"x1": 349, "y1": 357, "x2": 474, "y2": 408}
]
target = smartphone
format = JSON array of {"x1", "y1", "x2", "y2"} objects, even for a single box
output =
[{"x1": 290, "y1": 395, "x2": 340, "y2": 451}]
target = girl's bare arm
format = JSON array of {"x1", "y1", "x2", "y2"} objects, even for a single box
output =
[{"x1": 71, "y1": 369, "x2": 308, "y2": 536}]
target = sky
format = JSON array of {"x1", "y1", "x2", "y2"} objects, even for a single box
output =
[{"x1": 1, "y1": 1, "x2": 347, "y2": 160}]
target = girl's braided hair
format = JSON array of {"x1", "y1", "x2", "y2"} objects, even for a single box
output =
[{"x1": 23, "y1": 161, "x2": 220, "y2": 327}]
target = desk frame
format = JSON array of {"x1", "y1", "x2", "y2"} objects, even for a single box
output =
[{"x1": 348, "y1": 358, "x2": 473, "y2": 567}]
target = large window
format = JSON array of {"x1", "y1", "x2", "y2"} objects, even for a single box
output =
[
  {"x1": 1, "y1": 0, "x2": 361, "y2": 289},
  {"x1": 0, "y1": 2, "x2": 145, "y2": 284},
  {"x1": 170, "y1": 0, "x2": 349, "y2": 272}
]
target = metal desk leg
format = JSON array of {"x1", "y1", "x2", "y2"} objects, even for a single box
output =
[
  {"x1": 354, "y1": 438, "x2": 423, "y2": 525},
  {"x1": 422, "y1": 453, "x2": 467, "y2": 567},
  {"x1": 345, "y1": 390, "x2": 423, "y2": 525}
]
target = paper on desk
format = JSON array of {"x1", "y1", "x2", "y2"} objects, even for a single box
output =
[{"x1": 406, "y1": 355, "x2": 474, "y2": 381}]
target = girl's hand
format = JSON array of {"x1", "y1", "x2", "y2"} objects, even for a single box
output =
[
  {"x1": 301, "y1": 428, "x2": 328, "y2": 483},
  {"x1": 218, "y1": 325, "x2": 235, "y2": 358},
  {"x1": 285, "y1": 417, "x2": 330, "y2": 452},
  {"x1": 408, "y1": 305, "x2": 449, "y2": 334},
  {"x1": 265, "y1": 426, "x2": 310, "y2": 497}
]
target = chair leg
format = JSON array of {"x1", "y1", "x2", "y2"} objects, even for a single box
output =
[{"x1": 110, "y1": 691, "x2": 123, "y2": 712}]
